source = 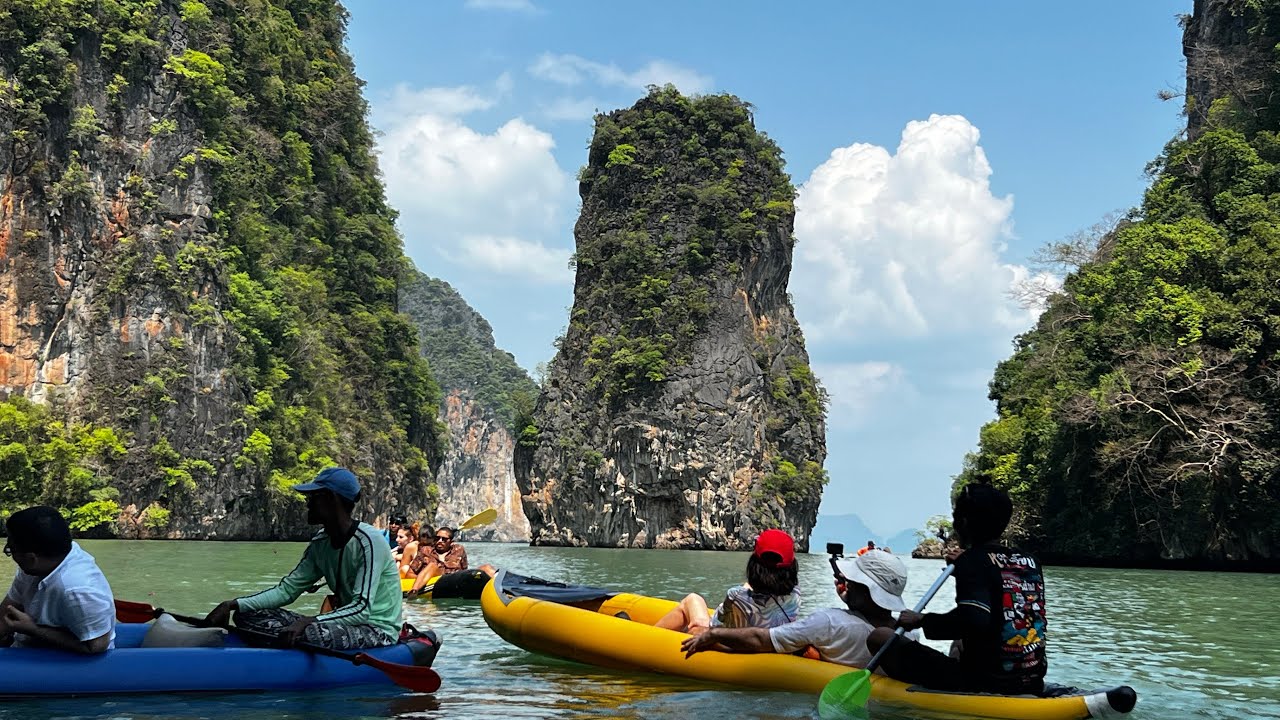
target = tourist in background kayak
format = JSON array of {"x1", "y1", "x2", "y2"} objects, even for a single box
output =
[
  {"x1": 869, "y1": 482, "x2": 1048, "y2": 695},
  {"x1": 680, "y1": 549, "x2": 914, "y2": 666},
  {"x1": 406, "y1": 525, "x2": 496, "y2": 595},
  {"x1": 204, "y1": 467, "x2": 405, "y2": 650},
  {"x1": 0, "y1": 506, "x2": 115, "y2": 654},
  {"x1": 383, "y1": 513, "x2": 407, "y2": 549},
  {"x1": 655, "y1": 529, "x2": 801, "y2": 635},
  {"x1": 392, "y1": 522, "x2": 418, "y2": 572},
  {"x1": 394, "y1": 520, "x2": 424, "y2": 576}
]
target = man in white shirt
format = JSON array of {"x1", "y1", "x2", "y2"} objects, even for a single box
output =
[
  {"x1": 681, "y1": 551, "x2": 917, "y2": 668},
  {"x1": 1, "y1": 506, "x2": 115, "y2": 654}
]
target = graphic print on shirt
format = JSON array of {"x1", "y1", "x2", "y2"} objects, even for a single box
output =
[{"x1": 990, "y1": 551, "x2": 1047, "y2": 674}]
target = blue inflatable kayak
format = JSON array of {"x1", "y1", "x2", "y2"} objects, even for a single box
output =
[{"x1": 0, "y1": 623, "x2": 437, "y2": 696}]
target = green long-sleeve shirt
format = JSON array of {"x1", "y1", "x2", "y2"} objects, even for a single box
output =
[{"x1": 236, "y1": 521, "x2": 402, "y2": 640}]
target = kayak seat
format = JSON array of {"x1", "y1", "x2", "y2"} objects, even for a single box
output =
[{"x1": 141, "y1": 613, "x2": 227, "y2": 648}]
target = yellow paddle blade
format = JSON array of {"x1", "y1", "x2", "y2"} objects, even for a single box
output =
[
  {"x1": 459, "y1": 508, "x2": 498, "y2": 530},
  {"x1": 817, "y1": 670, "x2": 873, "y2": 719}
]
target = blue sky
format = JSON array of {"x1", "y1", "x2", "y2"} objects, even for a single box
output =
[{"x1": 345, "y1": 1, "x2": 1190, "y2": 536}]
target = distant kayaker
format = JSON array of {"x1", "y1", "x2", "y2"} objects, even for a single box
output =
[
  {"x1": 655, "y1": 529, "x2": 801, "y2": 635},
  {"x1": 405, "y1": 525, "x2": 497, "y2": 596},
  {"x1": 869, "y1": 482, "x2": 1048, "y2": 695},
  {"x1": 857, "y1": 540, "x2": 876, "y2": 556},
  {"x1": 204, "y1": 467, "x2": 405, "y2": 650},
  {"x1": 0, "y1": 505, "x2": 115, "y2": 654},
  {"x1": 680, "y1": 549, "x2": 914, "y2": 667}
]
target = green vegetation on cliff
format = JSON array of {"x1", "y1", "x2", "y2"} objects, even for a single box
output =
[
  {"x1": 572, "y1": 86, "x2": 823, "y2": 428},
  {"x1": 196, "y1": 0, "x2": 446, "y2": 493},
  {"x1": 398, "y1": 271, "x2": 537, "y2": 428},
  {"x1": 0, "y1": 0, "x2": 443, "y2": 526},
  {"x1": 0, "y1": 397, "x2": 125, "y2": 529},
  {"x1": 957, "y1": 6, "x2": 1280, "y2": 563}
]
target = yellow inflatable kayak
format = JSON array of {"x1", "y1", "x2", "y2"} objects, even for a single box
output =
[
  {"x1": 401, "y1": 570, "x2": 489, "y2": 600},
  {"x1": 481, "y1": 571, "x2": 1137, "y2": 720}
]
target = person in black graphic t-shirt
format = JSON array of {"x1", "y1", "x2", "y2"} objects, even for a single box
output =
[{"x1": 868, "y1": 482, "x2": 1047, "y2": 695}]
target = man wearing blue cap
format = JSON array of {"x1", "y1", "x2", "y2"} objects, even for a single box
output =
[{"x1": 204, "y1": 467, "x2": 404, "y2": 649}]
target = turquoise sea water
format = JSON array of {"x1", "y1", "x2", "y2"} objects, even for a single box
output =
[{"x1": 0, "y1": 540, "x2": 1276, "y2": 719}]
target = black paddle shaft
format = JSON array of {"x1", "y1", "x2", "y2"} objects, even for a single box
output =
[{"x1": 864, "y1": 564, "x2": 956, "y2": 674}]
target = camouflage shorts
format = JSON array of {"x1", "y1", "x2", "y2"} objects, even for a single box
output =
[{"x1": 234, "y1": 608, "x2": 396, "y2": 650}]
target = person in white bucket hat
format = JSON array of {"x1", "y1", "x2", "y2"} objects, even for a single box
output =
[
  {"x1": 682, "y1": 550, "x2": 919, "y2": 668},
  {"x1": 834, "y1": 551, "x2": 909, "y2": 613}
]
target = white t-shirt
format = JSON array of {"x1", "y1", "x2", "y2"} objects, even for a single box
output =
[
  {"x1": 5, "y1": 542, "x2": 115, "y2": 649},
  {"x1": 769, "y1": 607, "x2": 921, "y2": 667}
]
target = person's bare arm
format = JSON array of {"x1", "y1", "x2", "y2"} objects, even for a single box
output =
[{"x1": 680, "y1": 626, "x2": 773, "y2": 657}]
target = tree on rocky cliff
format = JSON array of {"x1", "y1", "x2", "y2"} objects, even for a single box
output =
[
  {"x1": 516, "y1": 86, "x2": 827, "y2": 550},
  {"x1": 0, "y1": 0, "x2": 443, "y2": 536},
  {"x1": 956, "y1": 1, "x2": 1280, "y2": 565}
]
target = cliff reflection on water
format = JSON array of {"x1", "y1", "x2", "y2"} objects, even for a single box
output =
[{"x1": 0, "y1": 541, "x2": 1275, "y2": 720}]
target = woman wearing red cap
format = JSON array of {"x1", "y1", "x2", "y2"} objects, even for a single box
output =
[{"x1": 655, "y1": 529, "x2": 801, "y2": 634}]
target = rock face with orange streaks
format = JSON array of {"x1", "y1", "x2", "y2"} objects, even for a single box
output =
[
  {"x1": 0, "y1": 3, "x2": 240, "y2": 535},
  {"x1": 0, "y1": 2, "x2": 443, "y2": 539},
  {"x1": 399, "y1": 272, "x2": 535, "y2": 542},
  {"x1": 433, "y1": 390, "x2": 529, "y2": 542}
]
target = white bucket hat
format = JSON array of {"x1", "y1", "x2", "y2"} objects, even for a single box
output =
[{"x1": 835, "y1": 552, "x2": 908, "y2": 612}]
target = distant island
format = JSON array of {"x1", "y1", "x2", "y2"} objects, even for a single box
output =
[{"x1": 808, "y1": 513, "x2": 919, "y2": 555}]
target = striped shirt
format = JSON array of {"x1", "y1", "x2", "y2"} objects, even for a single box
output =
[
  {"x1": 711, "y1": 584, "x2": 801, "y2": 629},
  {"x1": 236, "y1": 522, "x2": 402, "y2": 640}
]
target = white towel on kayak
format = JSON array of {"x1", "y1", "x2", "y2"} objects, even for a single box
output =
[{"x1": 141, "y1": 613, "x2": 227, "y2": 648}]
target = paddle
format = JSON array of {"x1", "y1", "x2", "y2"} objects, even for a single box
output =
[
  {"x1": 114, "y1": 599, "x2": 441, "y2": 693},
  {"x1": 817, "y1": 564, "x2": 956, "y2": 718},
  {"x1": 457, "y1": 507, "x2": 498, "y2": 534}
]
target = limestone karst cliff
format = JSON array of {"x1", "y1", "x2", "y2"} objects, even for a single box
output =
[
  {"x1": 955, "y1": 0, "x2": 1280, "y2": 568},
  {"x1": 515, "y1": 87, "x2": 828, "y2": 551},
  {"x1": 0, "y1": 1, "x2": 442, "y2": 537},
  {"x1": 399, "y1": 272, "x2": 534, "y2": 542},
  {"x1": 1182, "y1": 0, "x2": 1279, "y2": 139}
]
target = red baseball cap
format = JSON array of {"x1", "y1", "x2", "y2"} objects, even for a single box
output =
[{"x1": 753, "y1": 529, "x2": 796, "y2": 568}]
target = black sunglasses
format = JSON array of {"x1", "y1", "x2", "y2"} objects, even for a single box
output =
[{"x1": 434, "y1": 535, "x2": 452, "y2": 542}]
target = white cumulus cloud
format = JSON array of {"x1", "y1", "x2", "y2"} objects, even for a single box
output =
[
  {"x1": 793, "y1": 114, "x2": 1049, "y2": 340},
  {"x1": 814, "y1": 361, "x2": 912, "y2": 428},
  {"x1": 539, "y1": 96, "x2": 603, "y2": 122},
  {"x1": 373, "y1": 78, "x2": 573, "y2": 283},
  {"x1": 382, "y1": 74, "x2": 512, "y2": 118},
  {"x1": 453, "y1": 235, "x2": 572, "y2": 284},
  {"x1": 529, "y1": 53, "x2": 711, "y2": 94}
]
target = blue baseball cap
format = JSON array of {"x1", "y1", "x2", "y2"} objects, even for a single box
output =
[{"x1": 292, "y1": 467, "x2": 361, "y2": 502}]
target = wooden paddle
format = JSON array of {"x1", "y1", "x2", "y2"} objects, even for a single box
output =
[
  {"x1": 817, "y1": 564, "x2": 956, "y2": 718},
  {"x1": 114, "y1": 599, "x2": 441, "y2": 693}
]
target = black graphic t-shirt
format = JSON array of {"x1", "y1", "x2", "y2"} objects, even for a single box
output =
[{"x1": 921, "y1": 543, "x2": 1047, "y2": 693}]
